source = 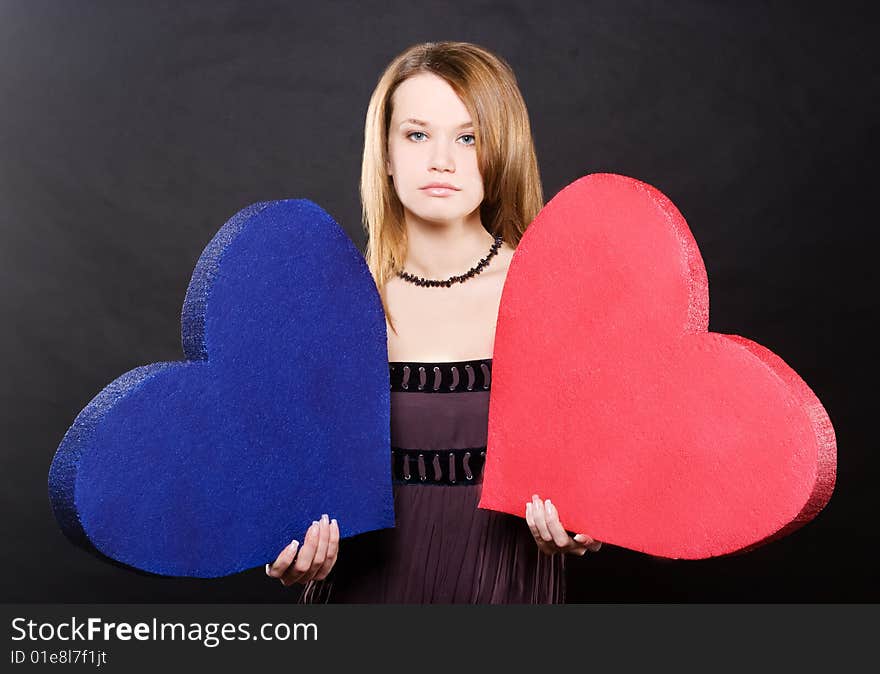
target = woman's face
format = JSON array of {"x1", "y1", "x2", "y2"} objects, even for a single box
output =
[{"x1": 386, "y1": 72, "x2": 484, "y2": 227}]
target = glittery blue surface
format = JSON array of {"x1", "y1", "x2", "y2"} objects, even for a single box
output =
[{"x1": 47, "y1": 200, "x2": 393, "y2": 578}]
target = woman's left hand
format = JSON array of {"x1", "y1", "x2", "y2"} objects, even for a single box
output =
[{"x1": 525, "y1": 493, "x2": 603, "y2": 556}]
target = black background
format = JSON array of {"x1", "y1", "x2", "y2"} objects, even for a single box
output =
[{"x1": 2, "y1": 0, "x2": 876, "y2": 603}]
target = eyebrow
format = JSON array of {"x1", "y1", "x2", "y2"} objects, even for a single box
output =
[{"x1": 399, "y1": 118, "x2": 474, "y2": 129}]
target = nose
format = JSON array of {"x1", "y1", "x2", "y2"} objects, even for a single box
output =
[{"x1": 429, "y1": 139, "x2": 455, "y2": 173}]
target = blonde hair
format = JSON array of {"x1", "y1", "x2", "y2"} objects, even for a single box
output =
[{"x1": 360, "y1": 41, "x2": 544, "y2": 333}]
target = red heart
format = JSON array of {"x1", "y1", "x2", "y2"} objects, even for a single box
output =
[{"x1": 479, "y1": 173, "x2": 836, "y2": 559}]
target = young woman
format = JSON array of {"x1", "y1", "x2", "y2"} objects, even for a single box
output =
[{"x1": 266, "y1": 41, "x2": 602, "y2": 603}]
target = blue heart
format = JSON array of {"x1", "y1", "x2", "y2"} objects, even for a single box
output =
[{"x1": 48, "y1": 200, "x2": 394, "y2": 578}]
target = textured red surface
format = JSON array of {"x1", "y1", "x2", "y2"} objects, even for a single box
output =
[{"x1": 478, "y1": 173, "x2": 836, "y2": 559}]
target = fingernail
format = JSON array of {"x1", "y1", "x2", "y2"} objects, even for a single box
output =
[
  {"x1": 290, "y1": 539, "x2": 299, "y2": 548},
  {"x1": 312, "y1": 520, "x2": 318, "y2": 528},
  {"x1": 321, "y1": 514, "x2": 329, "y2": 524},
  {"x1": 331, "y1": 518, "x2": 337, "y2": 526},
  {"x1": 545, "y1": 499, "x2": 552, "y2": 509},
  {"x1": 265, "y1": 563, "x2": 271, "y2": 576}
]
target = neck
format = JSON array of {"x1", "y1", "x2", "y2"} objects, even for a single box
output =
[{"x1": 402, "y1": 210, "x2": 495, "y2": 279}]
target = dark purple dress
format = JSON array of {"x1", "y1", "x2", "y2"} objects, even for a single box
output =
[{"x1": 296, "y1": 357, "x2": 566, "y2": 604}]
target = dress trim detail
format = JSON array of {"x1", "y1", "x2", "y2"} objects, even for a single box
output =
[
  {"x1": 389, "y1": 358, "x2": 493, "y2": 392},
  {"x1": 391, "y1": 447, "x2": 487, "y2": 486}
]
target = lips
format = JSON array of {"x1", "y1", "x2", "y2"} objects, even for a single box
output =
[
  {"x1": 420, "y1": 182, "x2": 459, "y2": 189},
  {"x1": 421, "y1": 185, "x2": 459, "y2": 196}
]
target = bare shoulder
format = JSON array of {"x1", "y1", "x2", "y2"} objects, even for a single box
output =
[
  {"x1": 499, "y1": 240, "x2": 516, "y2": 266},
  {"x1": 488, "y1": 241, "x2": 515, "y2": 279},
  {"x1": 382, "y1": 273, "x2": 406, "y2": 301}
]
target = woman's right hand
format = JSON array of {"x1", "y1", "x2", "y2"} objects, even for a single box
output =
[{"x1": 265, "y1": 514, "x2": 339, "y2": 586}]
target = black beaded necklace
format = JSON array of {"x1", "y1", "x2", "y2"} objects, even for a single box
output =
[{"x1": 397, "y1": 234, "x2": 504, "y2": 288}]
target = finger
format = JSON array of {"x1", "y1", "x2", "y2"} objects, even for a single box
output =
[
  {"x1": 298, "y1": 516, "x2": 329, "y2": 584},
  {"x1": 573, "y1": 534, "x2": 603, "y2": 552},
  {"x1": 537, "y1": 542, "x2": 557, "y2": 556},
  {"x1": 567, "y1": 530, "x2": 598, "y2": 553},
  {"x1": 545, "y1": 501, "x2": 574, "y2": 548},
  {"x1": 315, "y1": 518, "x2": 340, "y2": 581},
  {"x1": 282, "y1": 521, "x2": 319, "y2": 585},
  {"x1": 266, "y1": 539, "x2": 299, "y2": 578},
  {"x1": 530, "y1": 494, "x2": 553, "y2": 543},
  {"x1": 525, "y1": 502, "x2": 544, "y2": 543},
  {"x1": 266, "y1": 539, "x2": 299, "y2": 579},
  {"x1": 526, "y1": 502, "x2": 554, "y2": 552},
  {"x1": 526, "y1": 508, "x2": 554, "y2": 556},
  {"x1": 282, "y1": 520, "x2": 321, "y2": 586},
  {"x1": 307, "y1": 515, "x2": 332, "y2": 581}
]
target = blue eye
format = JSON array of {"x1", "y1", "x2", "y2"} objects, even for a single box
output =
[{"x1": 406, "y1": 131, "x2": 476, "y2": 145}]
